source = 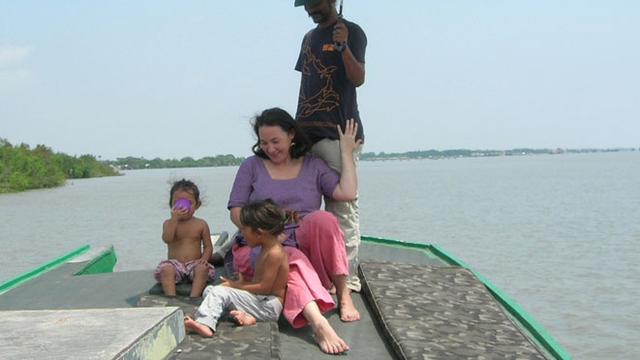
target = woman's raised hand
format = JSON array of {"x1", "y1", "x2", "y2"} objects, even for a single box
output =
[
  {"x1": 332, "y1": 118, "x2": 360, "y2": 201},
  {"x1": 337, "y1": 119, "x2": 362, "y2": 154}
]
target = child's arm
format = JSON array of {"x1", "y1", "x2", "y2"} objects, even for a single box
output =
[
  {"x1": 162, "y1": 218, "x2": 179, "y2": 243},
  {"x1": 221, "y1": 250, "x2": 285, "y2": 295},
  {"x1": 162, "y1": 206, "x2": 186, "y2": 243},
  {"x1": 198, "y1": 221, "x2": 213, "y2": 264}
]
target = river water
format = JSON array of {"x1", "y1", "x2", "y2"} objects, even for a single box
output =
[{"x1": 1, "y1": 152, "x2": 638, "y2": 359}]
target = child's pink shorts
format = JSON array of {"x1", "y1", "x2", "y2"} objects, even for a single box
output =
[{"x1": 153, "y1": 259, "x2": 215, "y2": 283}]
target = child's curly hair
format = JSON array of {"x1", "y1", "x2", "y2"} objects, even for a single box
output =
[{"x1": 169, "y1": 179, "x2": 201, "y2": 206}]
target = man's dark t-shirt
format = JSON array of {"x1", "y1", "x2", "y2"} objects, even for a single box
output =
[{"x1": 295, "y1": 19, "x2": 367, "y2": 144}]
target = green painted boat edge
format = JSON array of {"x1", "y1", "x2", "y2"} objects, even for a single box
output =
[
  {"x1": 74, "y1": 245, "x2": 118, "y2": 275},
  {"x1": 0, "y1": 245, "x2": 91, "y2": 295},
  {"x1": 361, "y1": 235, "x2": 571, "y2": 360},
  {"x1": 360, "y1": 235, "x2": 444, "y2": 260},
  {"x1": 0, "y1": 245, "x2": 118, "y2": 295}
]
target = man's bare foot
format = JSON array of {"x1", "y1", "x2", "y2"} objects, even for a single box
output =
[
  {"x1": 311, "y1": 317, "x2": 350, "y2": 354},
  {"x1": 184, "y1": 316, "x2": 214, "y2": 337},
  {"x1": 229, "y1": 310, "x2": 257, "y2": 326},
  {"x1": 339, "y1": 292, "x2": 360, "y2": 322}
]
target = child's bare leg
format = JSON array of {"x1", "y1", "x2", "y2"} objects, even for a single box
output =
[
  {"x1": 184, "y1": 316, "x2": 214, "y2": 337},
  {"x1": 302, "y1": 301, "x2": 349, "y2": 354},
  {"x1": 229, "y1": 310, "x2": 257, "y2": 326},
  {"x1": 190, "y1": 264, "x2": 209, "y2": 298},
  {"x1": 159, "y1": 265, "x2": 177, "y2": 297},
  {"x1": 332, "y1": 274, "x2": 360, "y2": 322}
]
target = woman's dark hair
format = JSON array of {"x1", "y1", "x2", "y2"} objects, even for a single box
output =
[
  {"x1": 251, "y1": 107, "x2": 311, "y2": 159},
  {"x1": 240, "y1": 199, "x2": 298, "y2": 236},
  {"x1": 169, "y1": 179, "x2": 201, "y2": 206}
]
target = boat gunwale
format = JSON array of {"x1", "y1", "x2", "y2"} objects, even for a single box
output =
[
  {"x1": 361, "y1": 235, "x2": 571, "y2": 360},
  {"x1": 73, "y1": 245, "x2": 118, "y2": 276},
  {"x1": 0, "y1": 245, "x2": 91, "y2": 295}
]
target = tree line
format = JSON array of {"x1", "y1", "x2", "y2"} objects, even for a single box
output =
[
  {"x1": 3, "y1": 137, "x2": 635, "y2": 193},
  {"x1": 105, "y1": 155, "x2": 244, "y2": 170},
  {"x1": 0, "y1": 139, "x2": 119, "y2": 193},
  {"x1": 360, "y1": 147, "x2": 637, "y2": 161}
]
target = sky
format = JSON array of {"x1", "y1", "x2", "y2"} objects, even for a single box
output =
[{"x1": 1, "y1": 1, "x2": 638, "y2": 160}]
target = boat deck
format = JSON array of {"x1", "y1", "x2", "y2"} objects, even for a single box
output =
[
  {"x1": 0, "y1": 242, "x2": 554, "y2": 359},
  {"x1": 0, "y1": 307, "x2": 184, "y2": 360}
]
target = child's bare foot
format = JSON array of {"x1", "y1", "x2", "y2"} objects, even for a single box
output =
[
  {"x1": 312, "y1": 317, "x2": 350, "y2": 354},
  {"x1": 184, "y1": 316, "x2": 214, "y2": 337},
  {"x1": 229, "y1": 310, "x2": 257, "y2": 326},
  {"x1": 339, "y1": 292, "x2": 360, "y2": 322}
]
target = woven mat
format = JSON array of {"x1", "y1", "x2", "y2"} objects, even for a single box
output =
[{"x1": 359, "y1": 261, "x2": 549, "y2": 360}]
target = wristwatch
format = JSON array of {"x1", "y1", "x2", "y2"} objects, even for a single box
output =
[{"x1": 335, "y1": 42, "x2": 347, "y2": 52}]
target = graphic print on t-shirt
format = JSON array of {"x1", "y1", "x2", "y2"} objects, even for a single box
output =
[{"x1": 297, "y1": 37, "x2": 341, "y2": 120}]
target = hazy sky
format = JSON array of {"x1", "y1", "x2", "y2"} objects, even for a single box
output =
[{"x1": 1, "y1": 1, "x2": 638, "y2": 160}]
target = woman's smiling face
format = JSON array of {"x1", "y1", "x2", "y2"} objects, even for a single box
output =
[{"x1": 258, "y1": 125, "x2": 294, "y2": 165}]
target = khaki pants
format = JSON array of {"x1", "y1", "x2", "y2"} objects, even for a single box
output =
[{"x1": 310, "y1": 139, "x2": 362, "y2": 292}]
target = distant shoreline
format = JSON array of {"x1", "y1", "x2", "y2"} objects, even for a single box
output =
[
  {"x1": 107, "y1": 147, "x2": 638, "y2": 170},
  {"x1": 359, "y1": 147, "x2": 638, "y2": 161},
  {"x1": 3, "y1": 145, "x2": 636, "y2": 194}
]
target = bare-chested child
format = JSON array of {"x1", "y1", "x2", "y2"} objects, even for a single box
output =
[
  {"x1": 155, "y1": 179, "x2": 214, "y2": 298},
  {"x1": 184, "y1": 199, "x2": 289, "y2": 337}
]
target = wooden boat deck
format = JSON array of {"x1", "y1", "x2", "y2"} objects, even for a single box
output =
[{"x1": 0, "y1": 241, "x2": 560, "y2": 359}]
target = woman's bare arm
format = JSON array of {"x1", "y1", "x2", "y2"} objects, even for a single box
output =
[{"x1": 332, "y1": 119, "x2": 362, "y2": 201}]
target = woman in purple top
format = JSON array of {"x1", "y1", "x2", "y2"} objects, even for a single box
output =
[{"x1": 228, "y1": 107, "x2": 361, "y2": 354}]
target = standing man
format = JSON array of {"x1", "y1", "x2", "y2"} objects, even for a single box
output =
[{"x1": 294, "y1": 0, "x2": 367, "y2": 294}]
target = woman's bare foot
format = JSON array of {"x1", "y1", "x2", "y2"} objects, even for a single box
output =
[
  {"x1": 338, "y1": 292, "x2": 360, "y2": 322},
  {"x1": 311, "y1": 316, "x2": 350, "y2": 354},
  {"x1": 333, "y1": 279, "x2": 361, "y2": 322},
  {"x1": 332, "y1": 275, "x2": 361, "y2": 322},
  {"x1": 229, "y1": 310, "x2": 257, "y2": 326},
  {"x1": 303, "y1": 301, "x2": 349, "y2": 354},
  {"x1": 184, "y1": 316, "x2": 214, "y2": 337}
]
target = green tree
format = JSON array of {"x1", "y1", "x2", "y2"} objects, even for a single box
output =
[{"x1": 0, "y1": 140, "x2": 118, "y2": 193}]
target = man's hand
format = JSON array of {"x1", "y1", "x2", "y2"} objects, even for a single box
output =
[{"x1": 333, "y1": 21, "x2": 348, "y2": 48}]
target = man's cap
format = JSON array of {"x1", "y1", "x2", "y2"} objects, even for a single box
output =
[{"x1": 295, "y1": 0, "x2": 321, "y2": 7}]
